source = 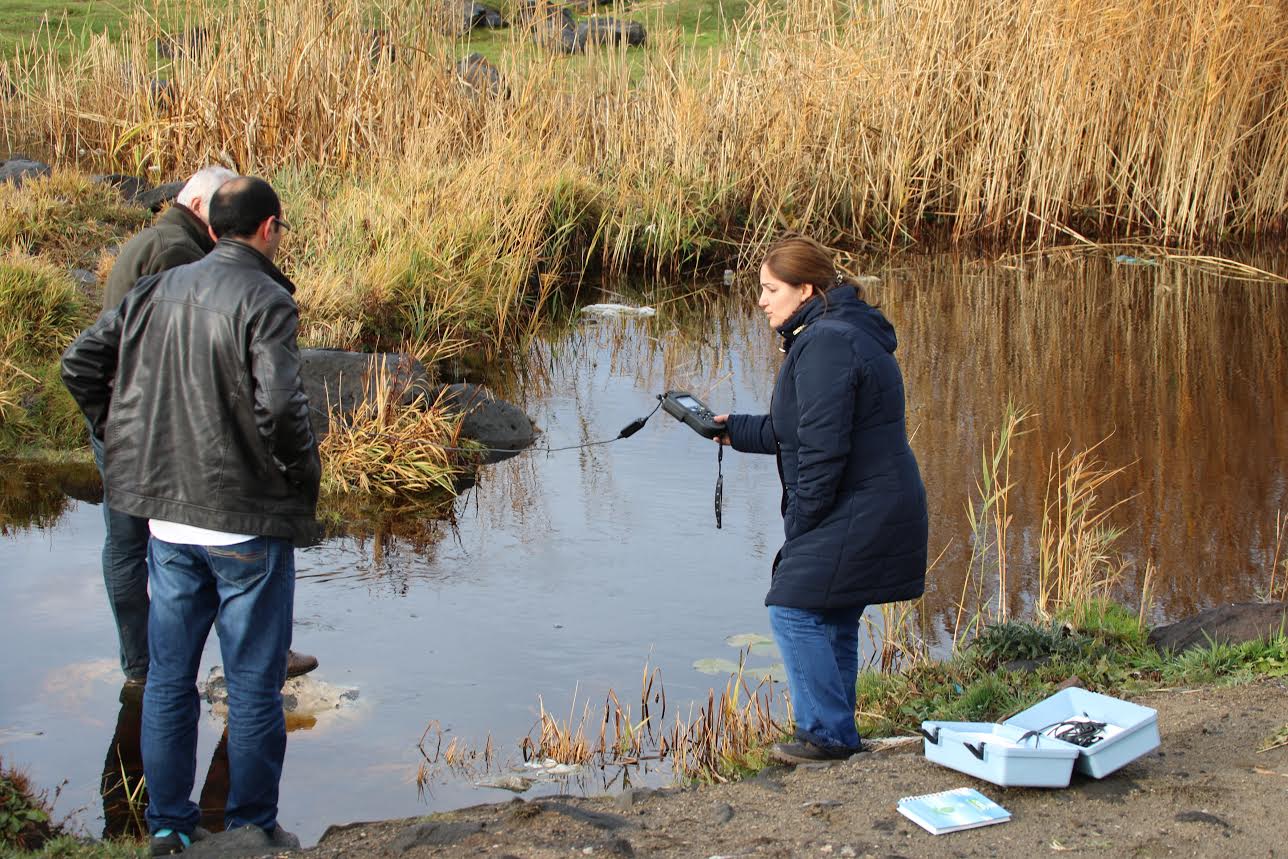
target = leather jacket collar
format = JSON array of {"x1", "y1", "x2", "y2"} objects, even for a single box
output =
[{"x1": 208, "y1": 238, "x2": 297, "y2": 294}]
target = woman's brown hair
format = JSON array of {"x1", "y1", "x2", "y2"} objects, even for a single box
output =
[{"x1": 762, "y1": 235, "x2": 862, "y2": 301}]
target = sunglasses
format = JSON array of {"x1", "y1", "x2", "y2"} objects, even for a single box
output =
[{"x1": 273, "y1": 216, "x2": 291, "y2": 233}]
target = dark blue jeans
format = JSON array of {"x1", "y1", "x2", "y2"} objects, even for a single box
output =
[
  {"x1": 143, "y1": 536, "x2": 295, "y2": 835},
  {"x1": 89, "y1": 429, "x2": 150, "y2": 680},
  {"x1": 768, "y1": 604, "x2": 865, "y2": 753}
]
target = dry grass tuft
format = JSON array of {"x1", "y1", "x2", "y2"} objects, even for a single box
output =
[{"x1": 318, "y1": 363, "x2": 474, "y2": 497}]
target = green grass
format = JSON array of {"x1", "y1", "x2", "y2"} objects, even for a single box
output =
[
  {"x1": 0, "y1": 837, "x2": 144, "y2": 859},
  {"x1": 0, "y1": 0, "x2": 747, "y2": 64},
  {"x1": 0, "y1": 1, "x2": 160, "y2": 57},
  {"x1": 854, "y1": 611, "x2": 1288, "y2": 739}
]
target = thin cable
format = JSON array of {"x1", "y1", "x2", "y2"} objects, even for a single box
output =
[{"x1": 312, "y1": 397, "x2": 664, "y2": 458}]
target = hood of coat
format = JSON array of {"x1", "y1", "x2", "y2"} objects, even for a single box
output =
[{"x1": 776, "y1": 284, "x2": 897, "y2": 353}]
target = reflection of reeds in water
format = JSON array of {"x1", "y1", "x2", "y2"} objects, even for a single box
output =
[
  {"x1": 520, "y1": 655, "x2": 783, "y2": 782},
  {"x1": 662, "y1": 653, "x2": 788, "y2": 783},
  {"x1": 416, "y1": 721, "x2": 496, "y2": 797},
  {"x1": 883, "y1": 253, "x2": 1288, "y2": 626}
]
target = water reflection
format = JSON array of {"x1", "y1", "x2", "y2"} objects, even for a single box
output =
[
  {"x1": 2, "y1": 251, "x2": 1285, "y2": 843},
  {"x1": 485, "y1": 253, "x2": 1287, "y2": 630},
  {"x1": 0, "y1": 462, "x2": 99, "y2": 534}
]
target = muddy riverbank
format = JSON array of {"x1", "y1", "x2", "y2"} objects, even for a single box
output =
[{"x1": 305, "y1": 679, "x2": 1288, "y2": 858}]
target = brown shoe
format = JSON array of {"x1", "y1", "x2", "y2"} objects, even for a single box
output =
[
  {"x1": 769, "y1": 741, "x2": 860, "y2": 765},
  {"x1": 285, "y1": 649, "x2": 318, "y2": 679}
]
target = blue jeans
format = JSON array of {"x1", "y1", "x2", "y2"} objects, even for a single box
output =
[
  {"x1": 143, "y1": 536, "x2": 295, "y2": 835},
  {"x1": 89, "y1": 429, "x2": 151, "y2": 680},
  {"x1": 768, "y1": 604, "x2": 865, "y2": 752}
]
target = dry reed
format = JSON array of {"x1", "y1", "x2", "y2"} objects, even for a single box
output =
[
  {"x1": 2, "y1": 0, "x2": 1286, "y2": 268},
  {"x1": 318, "y1": 363, "x2": 472, "y2": 497},
  {"x1": 521, "y1": 655, "x2": 785, "y2": 782}
]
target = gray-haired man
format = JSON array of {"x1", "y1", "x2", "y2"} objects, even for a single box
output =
[{"x1": 95, "y1": 166, "x2": 317, "y2": 687}]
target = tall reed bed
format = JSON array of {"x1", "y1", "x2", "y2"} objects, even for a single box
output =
[{"x1": 4, "y1": 0, "x2": 1287, "y2": 268}]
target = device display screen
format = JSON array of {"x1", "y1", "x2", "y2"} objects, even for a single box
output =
[{"x1": 675, "y1": 395, "x2": 703, "y2": 411}]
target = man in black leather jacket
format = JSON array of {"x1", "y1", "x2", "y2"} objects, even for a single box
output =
[{"x1": 62, "y1": 177, "x2": 316, "y2": 854}]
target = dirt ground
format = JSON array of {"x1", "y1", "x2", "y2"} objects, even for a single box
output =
[{"x1": 306, "y1": 680, "x2": 1288, "y2": 859}]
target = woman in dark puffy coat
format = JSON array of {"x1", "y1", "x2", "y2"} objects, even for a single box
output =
[{"x1": 715, "y1": 236, "x2": 928, "y2": 764}]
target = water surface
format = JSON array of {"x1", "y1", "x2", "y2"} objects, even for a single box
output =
[{"x1": 1, "y1": 253, "x2": 1283, "y2": 844}]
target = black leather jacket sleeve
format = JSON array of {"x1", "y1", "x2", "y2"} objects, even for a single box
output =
[
  {"x1": 248, "y1": 299, "x2": 320, "y2": 496},
  {"x1": 61, "y1": 309, "x2": 125, "y2": 442}
]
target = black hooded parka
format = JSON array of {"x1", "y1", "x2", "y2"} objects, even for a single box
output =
[{"x1": 724, "y1": 284, "x2": 928, "y2": 611}]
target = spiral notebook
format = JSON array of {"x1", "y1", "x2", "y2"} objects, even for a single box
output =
[{"x1": 896, "y1": 787, "x2": 1010, "y2": 835}]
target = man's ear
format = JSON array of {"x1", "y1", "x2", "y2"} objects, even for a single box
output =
[{"x1": 207, "y1": 226, "x2": 218, "y2": 243}]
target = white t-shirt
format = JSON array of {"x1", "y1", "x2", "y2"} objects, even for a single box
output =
[{"x1": 149, "y1": 519, "x2": 255, "y2": 546}]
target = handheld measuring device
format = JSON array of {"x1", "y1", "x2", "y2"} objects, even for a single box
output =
[{"x1": 660, "y1": 390, "x2": 727, "y2": 439}]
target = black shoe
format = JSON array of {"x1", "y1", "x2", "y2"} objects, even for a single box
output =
[
  {"x1": 268, "y1": 825, "x2": 301, "y2": 850},
  {"x1": 285, "y1": 650, "x2": 318, "y2": 679},
  {"x1": 149, "y1": 827, "x2": 208, "y2": 856},
  {"x1": 769, "y1": 740, "x2": 861, "y2": 765}
]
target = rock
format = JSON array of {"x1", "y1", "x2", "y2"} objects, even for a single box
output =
[
  {"x1": 0, "y1": 157, "x2": 51, "y2": 188},
  {"x1": 1149, "y1": 602, "x2": 1288, "y2": 653},
  {"x1": 133, "y1": 180, "x2": 185, "y2": 212},
  {"x1": 184, "y1": 824, "x2": 278, "y2": 858},
  {"x1": 68, "y1": 268, "x2": 98, "y2": 288},
  {"x1": 202, "y1": 665, "x2": 359, "y2": 718},
  {"x1": 150, "y1": 78, "x2": 177, "y2": 111},
  {"x1": 1175, "y1": 810, "x2": 1232, "y2": 829},
  {"x1": 575, "y1": 17, "x2": 646, "y2": 49},
  {"x1": 711, "y1": 802, "x2": 734, "y2": 823},
  {"x1": 1054, "y1": 675, "x2": 1084, "y2": 691},
  {"x1": 91, "y1": 173, "x2": 150, "y2": 203},
  {"x1": 527, "y1": 4, "x2": 579, "y2": 53},
  {"x1": 603, "y1": 837, "x2": 635, "y2": 857},
  {"x1": 299, "y1": 349, "x2": 432, "y2": 438},
  {"x1": 538, "y1": 802, "x2": 629, "y2": 831},
  {"x1": 155, "y1": 27, "x2": 209, "y2": 60},
  {"x1": 429, "y1": 382, "x2": 537, "y2": 461},
  {"x1": 456, "y1": 52, "x2": 508, "y2": 97},
  {"x1": 467, "y1": 1, "x2": 509, "y2": 29},
  {"x1": 476, "y1": 774, "x2": 534, "y2": 792},
  {"x1": 391, "y1": 820, "x2": 485, "y2": 853},
  {"x1": 298, "y1": 351, "x2": 535, "y2": 457},
  {"x1": 435, "y1": 0, "x2": 508, "y2": 34}
]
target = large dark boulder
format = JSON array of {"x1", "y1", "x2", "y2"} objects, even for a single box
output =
[
  {"x1": 0, "y1": 157, "x2": 51, "y2": 188},
  {"x1": 525, "y1": 4, "x2": 579, "y2": 53},
  {"x1": 298, "y1": 350, "x2": 535, "y2": 459},
  {"x1": 133, "y1": 180, "x2": 185, "y2": 212},
  {"x1": 155, "y1": 27, "x2": 209, "y2": 60},
  {"x1": 91, "y1": 173, "x2": 150, "y2": 203},
  {"x1": 576, "y1": 17, "x2": 646, "y2": 49},
  {"x1": 1148, "y1": 602, "x2": 1288, "y2": 653},
  {"x1": 468, "y1": 2, "x2": 508, "y2": 29},
  {"x1": 428, "y1": 383, "x2": 537, "y2": 462},
  {"x1": 299, "y1": 350, "x2": 431, "y2": 440},
  {"x1": 456, "y1": 52, "x2": 507, "y2": 97},
  {"x1": 435, "y1": 0, "x2": 508, "y2": 34}
]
